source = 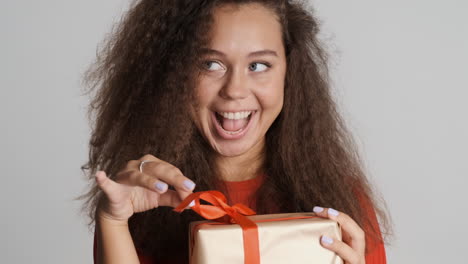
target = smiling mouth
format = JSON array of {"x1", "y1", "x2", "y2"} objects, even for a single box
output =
[{"x1": 214, "y1": 111, "x2": 254, "y2": 134}]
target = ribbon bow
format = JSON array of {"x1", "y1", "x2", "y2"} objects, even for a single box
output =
[{"x1": 174, "y1": 191, "x2": 260, "y2": 264}]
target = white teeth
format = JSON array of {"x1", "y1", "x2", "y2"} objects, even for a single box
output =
[{"x1": 218, "y1": 111, "x2": 252, "y2": 120}]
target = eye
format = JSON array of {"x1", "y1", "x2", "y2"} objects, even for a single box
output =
[
  {"x1": 249, "y1": 62, "x2": 270, "y2": 72},
  {"x1": 203, "y1": 61, "x2": 225, "y2": 71}
]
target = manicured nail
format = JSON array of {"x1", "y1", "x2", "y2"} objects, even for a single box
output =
[
  {"x1": 321, "y1": 235, "x2": 334, "y2": 245},
  {"x1": 183, "y1": 180, "x2": 196, "y2": 190},
  {"x1": 328, "y1": 208, "x2": 339, "y2": 217},
  {"x1": 313, "y1": 206, "x2": 324, "y2": 213},
  {"x1": 155, "y1": 182, "x2": 168, "y2": 192}
]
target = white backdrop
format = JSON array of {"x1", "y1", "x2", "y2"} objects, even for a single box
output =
[{"x1": 1, "y1": 0, "x2": 467, "y2": 263}]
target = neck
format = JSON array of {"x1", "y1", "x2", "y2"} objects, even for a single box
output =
[{"x1": 215, "y1": 140, "x2": 266, "y2": 182}]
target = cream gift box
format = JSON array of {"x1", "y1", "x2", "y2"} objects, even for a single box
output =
[{"x1": 174, "y1": 191, "x2": 343, "y2": 264}]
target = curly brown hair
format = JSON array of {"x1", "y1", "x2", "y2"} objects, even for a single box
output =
[{"x1": 79, "y1": 0, "x2": 392, "y2": 261}]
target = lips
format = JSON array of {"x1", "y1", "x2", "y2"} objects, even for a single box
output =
[
  {"x1": 211, "y1": 110, "x2": 257, "y2": 140},
  {"x1": 214, "y1": 112, "x2": 252, "y2": 131}
]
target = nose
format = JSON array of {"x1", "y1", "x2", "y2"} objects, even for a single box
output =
[{"x1": 219, "y1": 67, "x2": 249, "y2": 100}]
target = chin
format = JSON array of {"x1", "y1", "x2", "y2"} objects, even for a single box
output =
[{"x1": 211, "y1": 141, "x2": 253, "y2": 157}]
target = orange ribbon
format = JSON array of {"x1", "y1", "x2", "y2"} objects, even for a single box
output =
[{"x1": 174, "y1": 191, "x2": 260, "y2": 264}]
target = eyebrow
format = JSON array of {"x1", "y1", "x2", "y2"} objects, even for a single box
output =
[{"x1": 200, "y1": 48, "x2": 278, "y2": 58}]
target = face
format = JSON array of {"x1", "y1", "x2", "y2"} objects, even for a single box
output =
[{"x1": 192, "y1": 3, "x2": 287, "y2": 158}]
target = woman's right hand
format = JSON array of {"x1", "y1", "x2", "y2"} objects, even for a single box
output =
[{"x1": 95, "y1": 154, "x2": 196, "y2": 223}]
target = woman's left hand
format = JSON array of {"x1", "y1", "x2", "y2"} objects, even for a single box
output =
[{"x1": 313, "y1": 206, "x2": 366, "y2": 264}]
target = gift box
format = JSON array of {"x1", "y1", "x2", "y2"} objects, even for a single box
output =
[{"x1": 174, "y1": 191, "x2": 343, "y2": 264}]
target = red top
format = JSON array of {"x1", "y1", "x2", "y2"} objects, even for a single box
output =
[{"x1": 94, "y1": 175, "x2": 386, "y2": 263}]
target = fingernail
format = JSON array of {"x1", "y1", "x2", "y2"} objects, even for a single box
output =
[
  {"x1": 313, "y1": 206, "x2": 324, "y2": 213},
  {"x1": 183, "y1": 180, "x2": 196, "y2": 190},
  {"x1": 189, "y1": 200, "x2": 195, "y2": 207},
  {"x1": 328, "y1": 208, "x2": 339, "y2": 217},
  {"x1": 321, "y1": 235, "x2": 334, "y2": 245},
  {"x1": 155, "y1": 182, "x2": 168, "y2": 192}
]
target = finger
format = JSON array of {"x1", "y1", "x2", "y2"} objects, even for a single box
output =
[
  {"x1": 140, "y1": 161, "x2": 196, "y2": 201},
  {"x1": 116, "y1": 169, "x2": 169, "y2": 194},
  {"x1": 159, "y1": 189, "x2": 196, "y2": 209},
  {"x1": 95, "y1": 171, "x2": 120, "y2": 197},
  {"x1": 313, "y1": 206, "x2": 366, "y2": 254},
  {"x1": 320, "y1": 235, "x2": 362, "y2": 264}
]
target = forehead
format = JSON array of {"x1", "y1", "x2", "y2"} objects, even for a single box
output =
[{"x1": 206, "y1": 3, "x2": 284, "y2": 54}]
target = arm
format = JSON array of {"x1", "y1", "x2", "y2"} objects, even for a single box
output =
[
  {"x1": 95, "y1": 215, "x2": 140, "y2": 264},
  {"x1": 92, "y1": 155, "x2": 196, "y2": 263},
  {"x1": 365, "y1": 241, "x2": 386, "y2": 264}
]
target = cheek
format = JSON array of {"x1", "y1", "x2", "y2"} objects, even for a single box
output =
[
  {"x1": 195, "y1": 78, "x2": 219, "y2": 107},
  {"x1": 271, "y1": 71, "x2": 286, "y2": 110},
  {"x1": 257, "y1": 79, "x2": 284, "y2": 110}
]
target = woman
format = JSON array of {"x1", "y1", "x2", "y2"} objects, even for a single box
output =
[{"x1": 81, "y1": 0, "x2": 391, "y2": 263}]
